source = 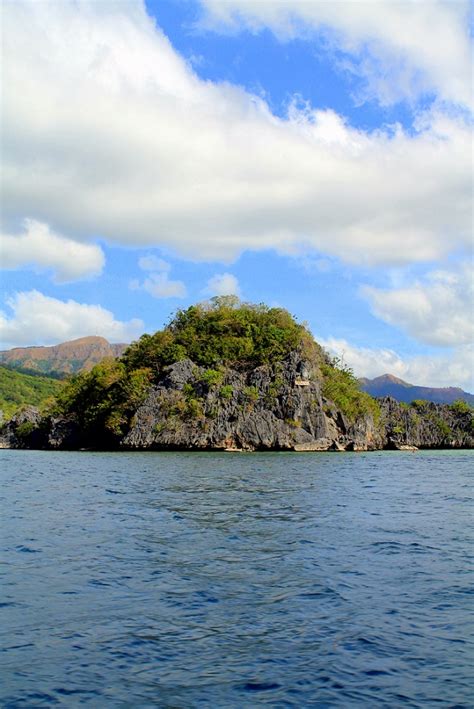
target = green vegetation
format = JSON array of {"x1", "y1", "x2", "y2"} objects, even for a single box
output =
[
  {"x1": 51, "y1": 359, "x2": 151, "y2": 441},
  {"x1": 411, "y1": 399, "x2": 429, "y2": 410},
  {"x1": 15, "y1": 421, "x2": 37, "y2": 439},
  {"x1": 219, "y1": 385, "x2": 233, "y2": 400},
  {"x1": 434, "y1": 417, "x2": 452, "y2": 439},
  {"x1": 201, "y1": 368, "x2": 224, "y2": 388},
  {"x1": 264, "y1": 368, "x2": 285, "y2": 406},
  {"x1": 122, "y1": 296, "x2": 319, "y2": 373},
  {"x1": 243, "y1": 385, "x2": 259, "y2": 402},
  {"x1": 181, "y1": 382, "x2": 205, "y2": 420},
  {"x1": 0, "y1": 365, "x2": 64, "y2": 420},
  {"x1": 321, "y1": 356, "x2": 381, "y2": 424},
  {"x1": 449, "y1": 399, "x2": 472, "y2": 415},
  {"x1": 41, "y1": 297, "x2": 380, "y2": 440}
]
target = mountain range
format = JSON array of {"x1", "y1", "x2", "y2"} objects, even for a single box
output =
[{"x1": 359, "y1": 374, "x2": 474, "y2": 406}]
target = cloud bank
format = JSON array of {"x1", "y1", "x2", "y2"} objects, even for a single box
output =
[
  {"x1": 1, "y1": 219, "x2": 104, "y2": 282},
  {"x1": 199, "y1": 0, "x2": 472, "y2": 108},
  {"x1": 2, "y1": 0, "x2": 471, "y2": 267},
  {"x1": 0, "y1": 291, "x2": 143, "y2": 348},
  {"x1": 362, "y1": 265, "x2": 474, "y2": 348},
  {"x1": 320, "y1": 336, "x2": 473, "y2": 392}
]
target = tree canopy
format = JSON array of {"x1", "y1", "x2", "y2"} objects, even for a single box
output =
[
  {"x1": 122, "y1": 296, "x2": 320, "y2": 372},
  {"x1": 42, "y1": 298, "x2": 376, "y2": 440}
]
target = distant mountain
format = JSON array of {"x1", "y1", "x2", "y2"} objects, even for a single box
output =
[
  {"x1": 359, "y1": 373, "x2": 474, "y2": 405},
  {"x1": 0, "y1": 336, "x2": 128, "y2": 378}
]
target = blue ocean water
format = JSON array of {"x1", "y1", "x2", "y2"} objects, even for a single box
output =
[{"x1": 1, "y1": 450, "x2": 473, "y2": 707}]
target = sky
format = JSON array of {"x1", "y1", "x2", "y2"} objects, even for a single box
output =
[{"x1": 0, "y1": 0, "x2": 473, "y2": 390}]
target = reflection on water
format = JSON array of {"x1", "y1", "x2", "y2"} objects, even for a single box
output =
[{"x1": 1, "y1": 450, "x2": 473, "y2": 707}]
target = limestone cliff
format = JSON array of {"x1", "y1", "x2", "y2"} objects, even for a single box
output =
[
  {"x1": 120, "y1": 355, "x2": 380, "y2": 452},
  {"x1": 1, "y1": 355, "x2": 471, "y2": 452},
  {"x1": 1, "y1": 299, "x2": 472, "y2": 452},
  {"x1": 379, "y1": 396, "x2": 473, "y2": 449}
]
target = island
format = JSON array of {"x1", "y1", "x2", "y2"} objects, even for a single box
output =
[{"x1": 1, "y1": 297, "x2": 472, "y2": 451}]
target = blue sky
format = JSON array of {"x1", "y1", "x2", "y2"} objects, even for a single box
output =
[{"x1": 1, "y1": 0, "x2": 472, "y2": 389}]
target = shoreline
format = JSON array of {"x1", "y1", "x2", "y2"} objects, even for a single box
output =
[{"x1": 2, "y1": 443, "x2": 473, "y2": 453}]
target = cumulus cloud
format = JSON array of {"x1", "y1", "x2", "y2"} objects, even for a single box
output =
[
  {"x1": 130, "y1": 256, "x2": 186, "y2": 298},
  {"x1": 1, "y1": 1, "x2": 471, "y2": 267},
  {"x1": 138, "y1": 255, "x2": 171, "y2": 272},
  {"x1": 199, "y1": 0, "x2": 472, "y2": 108},
  {"x1": 205, "y1": 273, "x2": 241, "y2": 297},
  {"x1": 0, "y1": 290, "x2": 143, "y2": 348},
  {"x1": 320, "y1": 337, "x2": 474, "y2": 392},
  {"x1": 1, "y1": 218, "x2": 104, "y2": 282},
  {"x1": 361, "y1": 265, "x2": 474, "y2": 347}
]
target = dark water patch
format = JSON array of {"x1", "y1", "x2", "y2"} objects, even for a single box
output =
[{"x1": 14, "y1": 545, "x2": 41, "y2": 554}]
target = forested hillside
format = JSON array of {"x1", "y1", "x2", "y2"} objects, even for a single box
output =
[{"x1": 0, "y1": 366, "x2": 64, "y2": 420}]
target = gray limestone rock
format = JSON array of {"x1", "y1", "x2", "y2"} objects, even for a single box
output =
[
  {"x1": 2, "y1": 355, "x2": 472, "y2": 452},
  {"x1": 0, "y1": 407, "x2": 43, "y2": 448}
]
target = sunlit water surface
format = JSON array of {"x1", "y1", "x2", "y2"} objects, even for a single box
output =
[{"x1": 1, "y1": 450, "x2": 473, "y2": 707}]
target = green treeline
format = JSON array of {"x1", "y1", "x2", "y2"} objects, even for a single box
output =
[{"x1": 122, "y1": 296, "x2": 320, "y2": 370}]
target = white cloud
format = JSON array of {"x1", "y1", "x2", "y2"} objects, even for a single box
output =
[
  {"x1": 1, "y1": 1, "x2": 472, "y2": 267},
  {"x1": 140, "y1": 273, "x2": 187, "y2": 298},
  {"x1": 0, "y1": 290, "x2": 143, "y2": 348},
  {"x1": 138, "y1": 255, "x2": 171, "y2": 272},
  {"x1": 199, "y1": 0, "x2": 472, "y2": 108},
  {"x1": 205, "y1": 272, "x2": 241, "y2": 296},
  {"x1": 131, "y1": 256, "x2": 186, "y2": 298},
  {"x1": 320, "y1": 336, "x2": 474, "y2": 392},
  {"x1": 1, "y1": 218, "x2": 104, "y2": 282},
  {"x1": 361, "y1": 265, "x2": 474, "y2": 347}
]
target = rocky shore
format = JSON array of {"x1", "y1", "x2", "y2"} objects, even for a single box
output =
[{"x1": 1, "y1": 353, "x2": 472, "y2": 452}]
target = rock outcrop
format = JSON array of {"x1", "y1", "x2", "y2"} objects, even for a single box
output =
[
  {"x1": 122, "y1": 354, "x2": 349, "y2": 451},
  {"x1": 1, "y1": 354, "x2": 472, "y2": 452},
  {"x1": 0, "y1": 406, "x2": 44, "y2": 449},
  {"x1": 379, "y1": 396, "x2": 473, "y2": 449}
]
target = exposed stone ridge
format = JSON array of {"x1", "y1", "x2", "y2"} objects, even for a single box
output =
[{"x1": 1, "y1": 354, "x2": 472, "y2": 452}]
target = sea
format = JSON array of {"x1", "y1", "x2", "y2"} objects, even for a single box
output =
[{"x1": 1, "y1": 449, "x2": 473, "y2": 707}]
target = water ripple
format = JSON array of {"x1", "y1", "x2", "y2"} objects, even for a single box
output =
[{"x1": 1, "y1": 449, "x2": 473, "y2": 707}]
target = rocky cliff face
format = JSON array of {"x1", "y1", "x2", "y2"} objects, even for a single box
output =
[
  {"x1": 0, "y1": 406, "x2": 44, "y2": 449},
  {"x1": 2, "y1": 352, "x2": 472, "y2": 452},
  {"x1": 120, "y1": 354, "x2": 380, "y2": 452},
  {"x1": 379, "y1": 396, "x2": 473, "y2": 449}
]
